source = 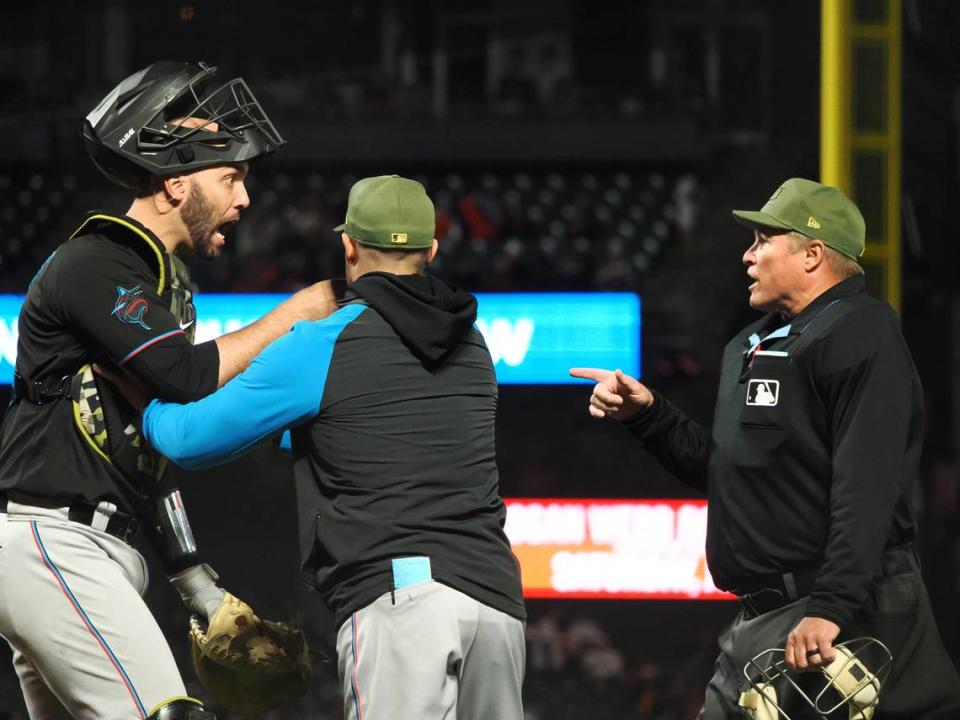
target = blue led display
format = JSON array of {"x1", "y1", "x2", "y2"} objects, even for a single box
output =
[
  {"x1": 0, "y1": 292, "x2": 640, "y2": 385},
  {"x1": 475, "y1": 293, "x2": 640, "y2": 384}
]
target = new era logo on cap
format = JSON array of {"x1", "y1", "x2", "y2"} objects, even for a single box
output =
[
  {"x1": 746, "y1": 379, "x2": 779, "y2": 406},
  {"x1": 731, "y1": 178, "x2": 866, "y2": 261}
]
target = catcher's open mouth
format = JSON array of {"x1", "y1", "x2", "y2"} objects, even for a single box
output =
[{"x1": 214, "y1": 219, "x2": 237, "y2": 243}]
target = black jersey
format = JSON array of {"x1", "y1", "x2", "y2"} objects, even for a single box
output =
[
  {"x1": 0, "y1": 214, "x2": 219, "y2": 506},
  {"x1": 626, "y1": 275, "x2": 921, "y2": 628}
]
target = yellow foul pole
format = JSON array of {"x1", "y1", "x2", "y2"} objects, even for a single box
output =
[
  {"x1": 820, "y1": 0, "x2": 851, "y2": 190},
  {"x1": 820, "y1": 0, "x2": 901, "y2": 311}
]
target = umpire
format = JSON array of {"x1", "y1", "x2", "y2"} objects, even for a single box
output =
[{"x1": 573, "y1": 178, "x2": 960, "y2": 718}]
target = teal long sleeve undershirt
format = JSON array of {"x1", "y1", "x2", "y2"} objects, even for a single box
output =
[{"x1": 142, "y1": 303, "x2": 367, "y2": 470}]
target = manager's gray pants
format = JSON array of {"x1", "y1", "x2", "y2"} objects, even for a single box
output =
[{"x1": 336, "y1": 580, "x2": 525, "y2": 720}]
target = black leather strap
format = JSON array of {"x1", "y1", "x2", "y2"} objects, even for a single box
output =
[
  {"x1": 67, "y1": 504, "x2": 140, "y2": 544},
  {"x1": 12, "y1": 373, "x2": 73, "y2": 405},
  {"x1": 737, "y1": 569, "x2": 818, "y2": 618},
  {"x1": 0, "y1": 492, "x2": 139, "y2": 543}
]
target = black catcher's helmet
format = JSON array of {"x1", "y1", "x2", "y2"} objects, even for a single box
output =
[{"x1": 82, "y1": 61, "x2": 285, "y2": 190}]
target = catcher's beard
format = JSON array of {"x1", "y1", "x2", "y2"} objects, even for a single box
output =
[{"x1": 181, "y1": 182, "x2": 221, "y2": 262}]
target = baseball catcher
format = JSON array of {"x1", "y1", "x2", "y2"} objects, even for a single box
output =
[{"x1": 0, "y1": 59, "x2": 332, "y2": 719}]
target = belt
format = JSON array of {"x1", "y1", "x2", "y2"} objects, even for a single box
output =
[
  {"x1": 0, "y1": 491, "x2": 140, "y2": 543},
  {"x1": 735, "y1": 568, "x2": 818, "y2": 619},
  {"x1": 12, "y1": 373, "x2": 74, "y2": 405},
  {"x1": 734, "y1": 545, "x2": 920, "y2": 619}
]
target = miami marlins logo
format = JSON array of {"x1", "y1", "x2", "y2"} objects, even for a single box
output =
[{"x1": 112, "y1": 284, "x2": 151, "y2": 330}]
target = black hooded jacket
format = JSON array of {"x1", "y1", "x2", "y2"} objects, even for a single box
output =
[
  {"x1": 290, "y1": 272, "x2": 525, "y2": 628},
  {"x1": 349, "y1": 272, "x2": 478, "y2": 367}
]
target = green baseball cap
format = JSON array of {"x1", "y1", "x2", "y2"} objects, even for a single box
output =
[
  {"x1": 334, "y1": 174, "x2": 435, "y2": 249},
  {"x1": 732, "y1": 177, "x2": 865, "y2": 260}
]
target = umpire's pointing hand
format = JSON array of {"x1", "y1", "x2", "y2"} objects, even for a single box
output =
[{"x1": 568, "y1": 367, "x2": 653, "y2": 420}]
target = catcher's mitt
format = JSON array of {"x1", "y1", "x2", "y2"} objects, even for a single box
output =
[{"x1": 189, "y1": 592, "x2": 312, "y2": 716}]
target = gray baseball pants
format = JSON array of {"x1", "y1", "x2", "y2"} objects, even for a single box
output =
[
  {"x1": 0, "y1": 503, "x2": 186, "y2": 719},
  {"x1": 336, "y1": 580, "x2": 525, "y2": 720}
]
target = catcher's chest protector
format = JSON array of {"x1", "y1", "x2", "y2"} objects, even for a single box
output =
[
  {"x1": 68, "y1": 214, "x2": 197, "y2": 341},
  {"x1": 69, "y1": 215, "x2": 197, "y2": 491}
]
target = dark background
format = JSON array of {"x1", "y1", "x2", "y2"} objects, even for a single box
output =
[{"x1": 1, "y1": 1, "x2": 959, "y2": 718}]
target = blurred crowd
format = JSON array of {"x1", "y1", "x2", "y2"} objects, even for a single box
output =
[
  {"x1": 522, "y1": 607, "x2": 717, "y2": 720},
  {"x1": 0, "y1": 167, "x2": 701, "y2": 296}
]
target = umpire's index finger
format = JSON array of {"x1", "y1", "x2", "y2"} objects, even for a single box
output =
[{"x1": 569, "y1": 367, "x2": 612, "y2": 382}]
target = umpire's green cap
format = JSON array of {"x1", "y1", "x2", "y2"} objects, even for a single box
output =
[
  {"x1": 732, "y1": 177, "x2": 865, "y2": 260},
  {"x1": 334, "y1": 174, "x2": 435, "y2": 249}
]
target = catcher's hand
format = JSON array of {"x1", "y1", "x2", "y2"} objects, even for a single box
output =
[{"x1": 189, "y1": 592, "x2": 311, "y2": 716}]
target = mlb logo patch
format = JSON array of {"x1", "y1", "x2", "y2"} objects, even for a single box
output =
[{"x1": 746, "y1": 379, "x2": 779, "y2": 407}]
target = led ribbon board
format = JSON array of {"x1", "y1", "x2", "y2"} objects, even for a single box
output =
[
  {"x1": 504, "y1": 498, "x2": 734, "y2": 600},
  {"x1": 0, "y1": 292, "x2": 640, "y2": 385}
]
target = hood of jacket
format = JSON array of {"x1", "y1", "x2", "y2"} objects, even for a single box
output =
[{"x1": 346, "y1": 272, "x2": 478, "y2": 367}]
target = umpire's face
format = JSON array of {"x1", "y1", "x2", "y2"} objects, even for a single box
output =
[{"x1": 742, "y1": 229, "x2": 809, "y2": 316}]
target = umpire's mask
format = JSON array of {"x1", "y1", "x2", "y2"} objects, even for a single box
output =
[{"x1": 738, "y1": 637, "x2": 893, "y2": 720}]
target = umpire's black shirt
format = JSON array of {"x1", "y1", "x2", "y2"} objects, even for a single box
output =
[{"x1": 626, "y1": 275, "x2": 920, "y2": 627}]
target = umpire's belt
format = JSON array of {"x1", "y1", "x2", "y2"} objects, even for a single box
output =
[
  {"x1": 734, "y1": 568, "x2": 818, "y2": 619},
  {"x1": 0, "y1": 491, "x2": 139, "y2": 543}
]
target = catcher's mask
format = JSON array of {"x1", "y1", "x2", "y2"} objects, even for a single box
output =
[
  {"x1": 739, "y1": 637, "x2": 893, "y2": 720},
  {"x1": 82, "y1": 60, "x2": 284, "y2": 189}
]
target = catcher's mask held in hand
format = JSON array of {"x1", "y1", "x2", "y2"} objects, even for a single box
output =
[
  {"x1": 739, "y1": 637, "x2": 893, "y2": 720},
  {"x1": 190, "y1": 592, "x2": 312, "y2": 716}
]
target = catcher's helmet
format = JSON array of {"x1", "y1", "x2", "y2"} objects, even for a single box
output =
[
  {"x1": 739, "y1": 637, "x2": 893, "y2": 720},
  {"x1": 82, "y1": 61, "x2": 285, "y2": 189}
]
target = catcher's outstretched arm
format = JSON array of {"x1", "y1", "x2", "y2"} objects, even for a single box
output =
[
  {"x1": 170, "y1": 563, "x2": 226, "y2": 622},
  {"x1": 138, "y1": 484, "x2": 227, "y2": 620},
  {"x1": 131, "y1": 475, "x2": 226, "y2": 620}
]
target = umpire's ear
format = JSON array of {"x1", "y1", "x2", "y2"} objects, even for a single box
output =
[{"x1": 427, "y1": 238, "x2": 439, "y2": 264}]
